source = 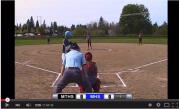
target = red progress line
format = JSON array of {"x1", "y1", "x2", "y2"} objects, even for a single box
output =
[{"x1": 0, "y1": 99, "x2": 6, "y2": 102}]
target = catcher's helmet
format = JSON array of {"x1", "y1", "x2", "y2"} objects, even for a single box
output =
[{"x1": 85, "y1": 52, "x2": 92, "y2": 61}]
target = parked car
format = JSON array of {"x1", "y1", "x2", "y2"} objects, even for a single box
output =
[
  {"x1": 15, "y1": 34, "x2": 23, "y2": 37},
  {"x1": 24, "y1": 33, "x2": 35, "y2": 37}
]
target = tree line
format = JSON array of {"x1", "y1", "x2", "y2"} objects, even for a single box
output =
[{"x1": 15, "y1": 4, "x2": 167, "y2": 36}]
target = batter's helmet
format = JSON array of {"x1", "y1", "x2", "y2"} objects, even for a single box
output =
[{"x1": 65, "y1": 31, "x2": 72, "y2": 39}]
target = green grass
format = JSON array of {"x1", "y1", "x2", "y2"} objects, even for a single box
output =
[{"x1": 15, "y1": 36, "x2": 167, "y2": 46}]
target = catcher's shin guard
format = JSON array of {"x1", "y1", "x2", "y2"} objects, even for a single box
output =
[
  {"x1": 93, "y1": 78, "x2": 101, "y2": 92},
  {"x1": 79, "y1": 85, "x2": 85, "y2": 93}
]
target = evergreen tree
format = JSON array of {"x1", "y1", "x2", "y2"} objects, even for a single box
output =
[
  {"x1": 98, "y1": 16, "x2": 105, "y2": 30},
  {"x1": 29, "y1": 16, "x2": 35, "y2": 32},
  {"x1": 26, "y1": 19, "x2": 30, "y2": 32},
  {"x1": 71, "y1": 24, "x2": 76, "y2": 31},
  {"x1": 43, "y1": 20, "x2": 46, "y2": 29},
  {"x1": 155, "y1": 21, "x2": 167, "y2": 35},
  {"x1": 53, "y1": 21, "x2": 58, "y2": 32},
  {"x1": 98, "y1": 16, "x2": 108, "y2": 35},
  {"x1": 152, "y1": 22, "x2": 158, "y2": 34},
  {"x1": 36, "y1": 20, "x2": 39, "y2": 28}
]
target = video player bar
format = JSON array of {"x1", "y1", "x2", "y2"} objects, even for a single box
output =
[
  {"x1": 1, "y1": 98, "x2": 179, "y2": 108},
  {"x1": 52, "y1": 93, "x2": 132, "y2": 100}
]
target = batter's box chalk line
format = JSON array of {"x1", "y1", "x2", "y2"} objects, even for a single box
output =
[
  {"x1": 16, "y1": 58, "x2": 167, "y2": 88},
  {"x1": 51, "y1": 84, "x2": 124, "y2": 88},
  {"x1": 15, "y1": 61, "x2": 122, "y2": 88},
  {"x1": 51, "y1": 72, "x2": 125, "y2": 88}
]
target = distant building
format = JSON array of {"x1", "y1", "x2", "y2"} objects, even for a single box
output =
[
  {"x1": 45, "y1": 28, "x2": 50, "y2": 34},
  {"x1": 108, "y1": 29, "x2": 116, "y2": 36}
]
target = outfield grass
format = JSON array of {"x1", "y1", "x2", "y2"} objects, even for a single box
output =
[{"x1": 15, "y1": 36, "x2": 167, "y2": 46}]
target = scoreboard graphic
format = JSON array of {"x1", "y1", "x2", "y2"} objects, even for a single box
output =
[{"x1": 52, "y1": 93, "x2": 133, "y2": 100}]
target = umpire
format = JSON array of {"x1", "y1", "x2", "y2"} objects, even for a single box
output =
[{"x1": 53, "y1": 43, "x2": 92, "y2": 93}]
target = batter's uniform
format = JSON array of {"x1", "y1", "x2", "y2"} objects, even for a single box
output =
[
  {"x1": 62, "y1": 38, "x2": 72, "y2": 53},
  {"x1": 61, "y1": 38, "x2": 72, "y2": 62},
  {"x1": 53, "y1": 49, "x2": 92, "y2": 93}
]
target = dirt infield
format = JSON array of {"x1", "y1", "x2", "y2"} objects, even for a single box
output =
[{"x1": 15, "y1": 43, "x2": 167, "y2": 99}]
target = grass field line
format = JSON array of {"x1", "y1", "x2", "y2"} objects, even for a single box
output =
[{"x1": 15, "y1": 36, "x2": 167, "y2": 46}]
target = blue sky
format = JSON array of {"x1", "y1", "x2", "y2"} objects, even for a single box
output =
[{"x1": 15, "y1": 0, "x2": 167, "y2": 27}]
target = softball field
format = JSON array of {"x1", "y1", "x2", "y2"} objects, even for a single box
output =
[{"x1": 15, "y1": 43, "x2": 167, "y2": 99}]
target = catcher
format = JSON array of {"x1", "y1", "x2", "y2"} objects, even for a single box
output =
[
  {"x1": 79, "y1": 52, "x2": 101, "y2": 93},
  {"x1": 53, "y1": 43, "x2": 92, "y2": 94}
]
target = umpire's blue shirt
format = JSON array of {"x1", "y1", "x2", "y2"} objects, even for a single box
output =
[{"x1": 62, "y1": 50, "x2": 86, "y2": 69}]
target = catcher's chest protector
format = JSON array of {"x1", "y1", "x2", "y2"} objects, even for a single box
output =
[{"x1": 84, "y1": 62, "x2": 97, "y2": 76}]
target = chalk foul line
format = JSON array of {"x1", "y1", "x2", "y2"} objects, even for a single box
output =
[
  {"x1": 117, "y1": 58, "x2": 167, "y2": 74},
  {"x1": 15, "y1": 61, "x2": 59, "y2": 75}
]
